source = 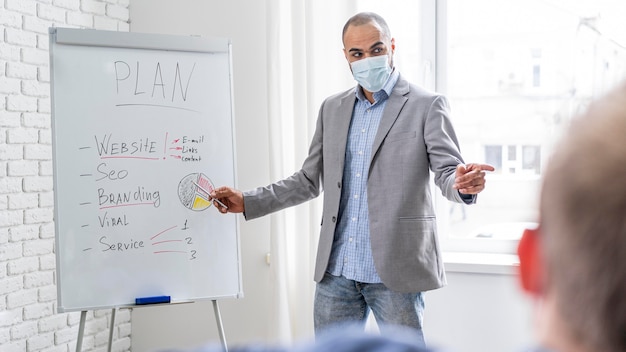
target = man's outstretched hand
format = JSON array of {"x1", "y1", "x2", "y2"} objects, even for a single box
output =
[{"x1": 453, "y1": 163, "x2": 495, "y2": 195}]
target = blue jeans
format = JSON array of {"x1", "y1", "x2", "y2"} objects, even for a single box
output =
[{"x1": 314, "y1": 273, "x2": 425, "y2": 346}]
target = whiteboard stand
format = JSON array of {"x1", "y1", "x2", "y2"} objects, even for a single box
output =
[
  {"x1": 74, "y1": 308, "x2": 115, "y2": 352},
  {"x1": 74, "y1": 303, "x2": 228, "y2": 352},
  {"x1": 212, "y1": 300, "x2": 228, "y2": 351},
  {"x1": 108, "y1": 308, "x2": 117, "y2": 352},
  {"x1": 76, "y1": 311, "x2": 87, "y2": 352}
]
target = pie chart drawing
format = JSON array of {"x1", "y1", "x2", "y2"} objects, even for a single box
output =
[{"x1": 178, "y1": 173, "x2": 215, "y2": 211}]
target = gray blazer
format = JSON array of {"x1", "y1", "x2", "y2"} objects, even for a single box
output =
[{"x1": 243, "y1": 75, "x2": 471, "y2": 293}]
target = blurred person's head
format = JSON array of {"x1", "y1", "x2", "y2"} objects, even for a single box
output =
[{"x1": 518, "y1": 83, "x2": 626, "y2": 352}]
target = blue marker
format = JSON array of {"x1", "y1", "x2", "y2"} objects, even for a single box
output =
[{"x1": 135, "y1": 295, "x2": 171, "y2": 305}]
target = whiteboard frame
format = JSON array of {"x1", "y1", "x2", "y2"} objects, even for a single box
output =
[
  {"x1": 49, "y1": 27, "x2": 242, "y2": 312},
  {"x1": 51, "y1": 27, "x2": 230, "y2": 53}
]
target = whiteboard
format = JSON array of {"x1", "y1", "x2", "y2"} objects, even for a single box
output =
[{"x1": 49, "y1": 28, "x2": 242, "y2": 312}]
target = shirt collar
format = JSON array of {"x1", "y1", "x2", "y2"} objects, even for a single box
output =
[{"x1": 355, "y1": 69, "x2": 400, "y2": 103}]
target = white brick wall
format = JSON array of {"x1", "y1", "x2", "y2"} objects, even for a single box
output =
[{"x1": 1, "y1": 0, "x2": 132, "y2": 351}]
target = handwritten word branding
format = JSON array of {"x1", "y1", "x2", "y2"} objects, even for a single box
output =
[{"x1": 98, "y1": 186, "x2": 161, "y2": 208}]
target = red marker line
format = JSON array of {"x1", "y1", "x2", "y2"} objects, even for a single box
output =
[
  {"x1": 99, "y1": 202, "x2": 156, "y2": 210},
  {"x1": 100, "y1": 156, "x2": 160, "y2": 160},
  {"x1": 152, "y1": 239, "x2": 183, "y2": 245},
  {"x1": 150, "y1": 225, "x2": 178, "y2": 240}
]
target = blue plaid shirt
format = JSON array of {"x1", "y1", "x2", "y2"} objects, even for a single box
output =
[{"x1": 327, "y1": 70, "x2": 400, "y2": 283}]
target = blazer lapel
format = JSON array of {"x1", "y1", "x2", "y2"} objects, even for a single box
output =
[
  {"x1": 332, "y1": 90, "x2": 357, "y2": 169},
  {"x1": 370, "y1": 76, "x2": 409, "y2": 164}
]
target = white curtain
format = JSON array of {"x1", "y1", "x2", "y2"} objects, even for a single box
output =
[
  {"x1": 264, "y1": 0, "x2": 357, "y2": 343},
  {"x1": 265, "y1": 0, "x2": 315, "y2": 343}
]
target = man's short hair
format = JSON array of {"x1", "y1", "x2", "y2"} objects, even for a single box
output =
[{"x1": 342, "y1": 12, "x2": 392, "y2": 44}]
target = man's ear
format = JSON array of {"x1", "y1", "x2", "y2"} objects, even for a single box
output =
[{"x1": 517, "y1": 227, "x2": 544, "y2": 295}]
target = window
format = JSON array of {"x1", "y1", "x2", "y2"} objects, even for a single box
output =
[
  {"x1": 436, "y1": 0, "x2": 626, "y2": 253},
  {"x1": 531, "y1": 48, "x2": 542, "y2": 88},
  {"x1": 483, "y1": 144, "x2": 541, "y2": 176},
  {"x1": 522, "y1": 145, "x2": 541, "y2": 174},
  {"x1": 484, "y1": 145, "x2": 502, "y2": 171}
]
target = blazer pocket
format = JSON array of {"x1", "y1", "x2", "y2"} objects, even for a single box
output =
[
  {"x1": 386, "y1": 131, "x2": 416, "y2": 143},
  {"x1": 397, "y1": 216, "x2": 437, "y2": 250},
  {"x1": 398, "y1": 215, "x2": 435, "y2": 222},
  {"x1": 396, "y1": 216, "x2": 439, "y2": 266}
]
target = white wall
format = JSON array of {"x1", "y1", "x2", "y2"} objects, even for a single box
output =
[
  {"x1": 1, "y1": 1, "x2": 132, "y2": 351},
  {"x1": 425, "y1": 269, "x2": 534, "y2": 352}
]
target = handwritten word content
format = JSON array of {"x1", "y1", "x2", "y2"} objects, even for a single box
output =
[{"x1": 114, "y1": 60, "x2": 197, "y2": 106}]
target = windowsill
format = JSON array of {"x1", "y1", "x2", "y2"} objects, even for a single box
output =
[{"x1": 443, "y1": 251, "x2": 520, "y2": 275}]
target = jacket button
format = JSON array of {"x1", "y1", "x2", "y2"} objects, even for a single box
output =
[{"x1": 332, "y1": 216, "x2": 336, "y2": 223}]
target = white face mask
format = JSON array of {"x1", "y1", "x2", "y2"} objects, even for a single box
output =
[{"x1": 350, "y1": 55, "x2": 392, "y2": 93}]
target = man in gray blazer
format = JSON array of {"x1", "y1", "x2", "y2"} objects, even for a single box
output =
[{"x1": 211, "y1": 12, "x2": 493, "y2": 345}]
